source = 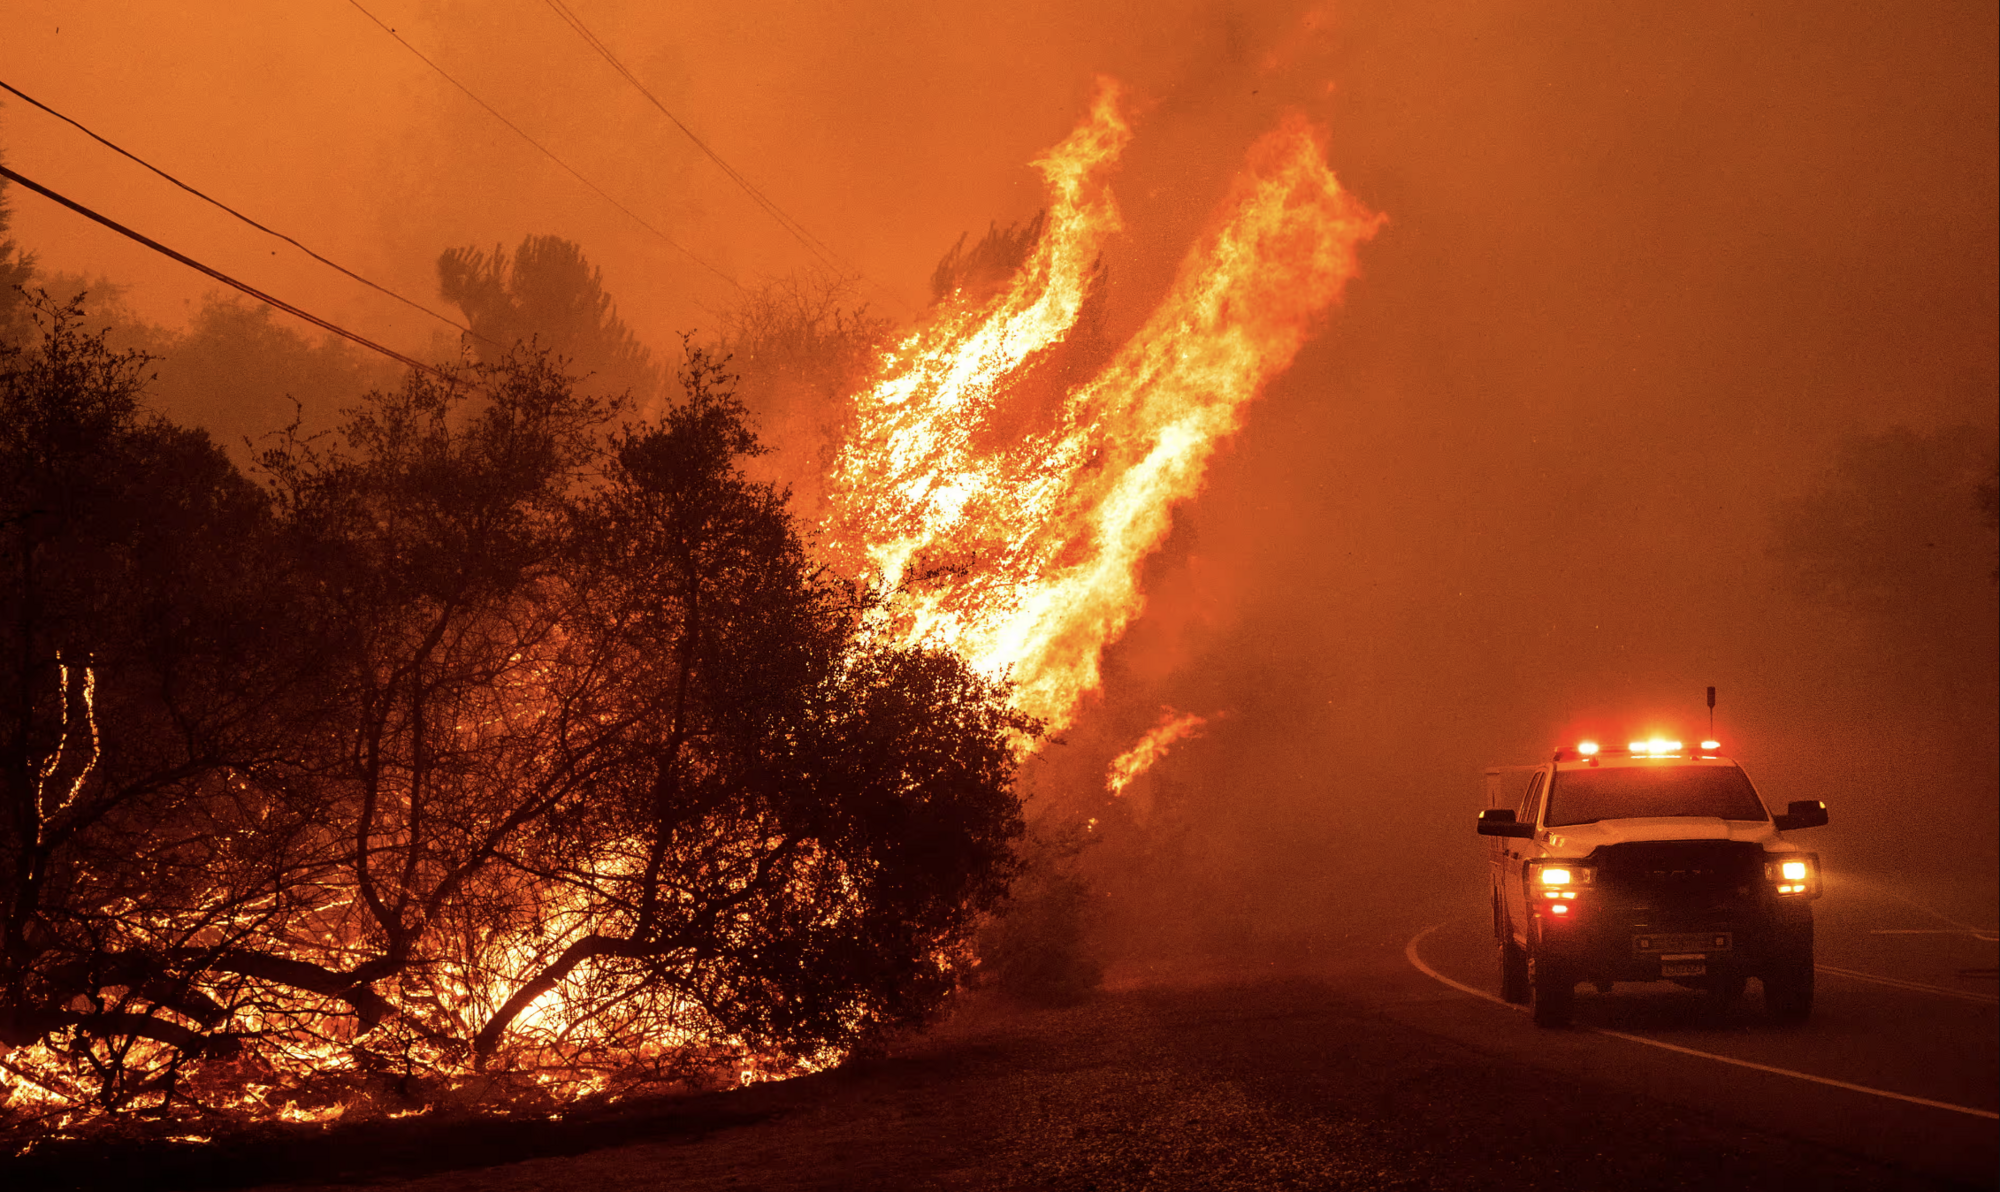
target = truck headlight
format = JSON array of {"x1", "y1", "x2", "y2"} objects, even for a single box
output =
[
  {"x1": 1531, "y1": 862, "x2": 1593, "y2": 902},
  {"x1": 1764, "y1": 854, "x2": 1818, "y2": 895}
]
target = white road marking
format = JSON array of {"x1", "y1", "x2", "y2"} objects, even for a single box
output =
[
  {"x1": 1815, "y1": 963, "x2": 1999, "y2": 1005},
  {"x1": 1868, "y1": 928, "x2": 2000, "y2": 942},
  {"x1": 1852, "y1": 881, "x2": 1998, "y2": 941},
  {"x1": 1404, "y1": 921, "x2": 2000, "y2": 1122}
]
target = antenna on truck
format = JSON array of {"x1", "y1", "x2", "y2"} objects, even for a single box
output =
[{"x1": 1706, "y1": 686, "x2": 1716, "y2": 737}]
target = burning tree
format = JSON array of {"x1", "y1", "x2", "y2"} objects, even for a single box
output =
[{"x1": 0, "y1": 298, "x2": 1026, "y2": 1131}]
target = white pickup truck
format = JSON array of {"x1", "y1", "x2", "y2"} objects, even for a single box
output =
[{"x1": 1477, "y1": 739, "x2": 1828, "y2": 1027}]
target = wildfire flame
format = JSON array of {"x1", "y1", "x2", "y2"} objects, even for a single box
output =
[
  {"x1": 828, "y1": 79, "x2": 1383, "y2": 733},
  {"x1": 1106, "y1": 709, "x2": 1209, "y2": 796},
  {"x1": 1, "y1": 79, "x2": 1383, "y2": 1138}
]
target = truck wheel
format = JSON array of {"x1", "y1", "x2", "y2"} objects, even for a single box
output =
[
  {"x1": 1500, "y1": 936, "x2": 1530, "y2": 1004},
  {"x1": 1764, "y1": 962, "x2": 1814, "y2": 1023},
  {"x1": 1705, "y1": 974, "x2": 1746, "y2": 1014},
  {"x1": 1530, "y1": 956, "x2": 1574, "y2": 1027}
]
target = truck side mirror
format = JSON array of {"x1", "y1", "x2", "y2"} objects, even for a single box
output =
[
  {"x1": 1478, "y1": 808, "x2": 1535, "y2": 838},
  {"x1": 1773, "y1": 800, "x2": 1828, "y2": 831}
]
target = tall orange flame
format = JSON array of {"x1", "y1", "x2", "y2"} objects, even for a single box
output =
[{"x1": 831, "y1": 81, "x2": 1383, "y2": 734}]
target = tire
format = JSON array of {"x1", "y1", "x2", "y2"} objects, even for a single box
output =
[
  {"x1": 1764, "y1": 915, "x2": 1815, "y2": 1024},
  {"x1": 1764, "y1": 962, "x2": 1814, "y2": 1023},
  {"x1": 1500, "y1": 936, "x2": 1530, "y2": 1005},
  {"x1": 1705, "y1": 973, "x2": 1746, "y2": 1014},
  {"x1": 1530, "y1": 954, "x2": 1574, "y2": 1027}
]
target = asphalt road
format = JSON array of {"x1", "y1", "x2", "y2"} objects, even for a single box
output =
[
  {"x1": 1394, "y1": 869, "x2": 1999, "y2": 1187},
  {"x1": 22, "y1": 871, "x2": 1992, "y2": 1191}
]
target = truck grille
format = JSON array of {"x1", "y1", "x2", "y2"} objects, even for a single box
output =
[{"x1": 1592, "y1": 840, "x2": 1762, "y2": 929}]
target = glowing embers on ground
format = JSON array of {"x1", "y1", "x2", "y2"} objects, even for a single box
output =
[
  {"x1": 827, "y1": 80, "x2": 1383, "y2": 735},
  {"x1": 1106, "y1": 709, "x2": 1209, "y2": 796},
  {"x1": 0, "y1": 828, "x2": 852, "y2": 1130}
]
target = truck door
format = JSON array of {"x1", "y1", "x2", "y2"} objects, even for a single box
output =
[
  {"x1": 1486, "y1": 767, "x2": 1530, "y2": 900},
  {"x1": 1502, "y1": 770, "x2": 1546, "y2": 939}
]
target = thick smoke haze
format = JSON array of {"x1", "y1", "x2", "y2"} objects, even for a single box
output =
[{"x1": 3, "y1": 0, "x2": 1994, "y2": 953}]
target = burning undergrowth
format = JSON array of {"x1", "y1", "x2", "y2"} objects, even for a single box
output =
[
  {"x1": 0, "y1": 305, "x2": 1026, "y2": 1145},
  {"x1": 0, "y1": 76, "x2": 1377, "y2": 1146}
]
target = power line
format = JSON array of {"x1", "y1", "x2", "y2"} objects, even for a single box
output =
[
  {"x1": 536, "y1": 0, "x2": 911, "y2": 314},
  {"x1": 0, "y1": 162, "x2": 451, "y2": 381},
  {"x1": 0, "y1": 76, "x2": 489, "y2": 346},
  {"x1": 343, "y1": 0, "x2": 744, "y2": 293},
  {"x1": 539, "y1": 0, "x2": 842, "y2": 273}
]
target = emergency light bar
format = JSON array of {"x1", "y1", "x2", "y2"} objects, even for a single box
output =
[{"x1": 1553, "y1": 738, "x2": 1726, "y2": 762}]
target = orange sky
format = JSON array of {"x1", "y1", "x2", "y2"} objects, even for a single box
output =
[
  {"x1": 3, "y1": 2, "x2": 1991, "y2": 443},
  {"x1": 1, "y1": 1, "x2": 1349, "y2": 348}
]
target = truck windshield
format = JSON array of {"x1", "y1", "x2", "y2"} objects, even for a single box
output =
[{"x1": 1544, "y1": 766, "x2": 1767, "y2": 826}]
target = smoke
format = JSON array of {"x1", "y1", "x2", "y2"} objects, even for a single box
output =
[{"x1": 2, "y1": 0, "x2": 1992, "y2": 956}]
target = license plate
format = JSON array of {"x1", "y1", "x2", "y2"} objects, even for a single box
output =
[
  {"x1": 1661, "y1": 962, "x2": 1706, "y2": 977},
  {"x1": 1633, "y1": 932, "x2": 1732, "y2": 954}
]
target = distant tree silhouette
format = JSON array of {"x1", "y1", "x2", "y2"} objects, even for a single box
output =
[
  {"x1": 717, "y1": 272, "x2": 889, "y2": 518},
  {"x1": 0, "y1": 164, "x2": 38, "y2": 344},
  {"x1": 1769, "y1": 423, "x2": 1999, "y2": 779},
  {"x1": 18, "y1": 275, "x2": 393, "y2": 467},
  {"x1": 1772, "y1": 425, "x2": 1997, "y2": 620},
  {"x1": 438, "y1": 235, "x2": 663, "y2": 407},
  {"x1": 148, "y1": 297, "x2": 398, "y2": 463}
]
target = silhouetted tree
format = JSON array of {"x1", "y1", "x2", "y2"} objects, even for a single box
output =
[
  {"x1": 974, "y1": 823, "x2": 1102, "y2": 1006},
  {"x1": 0, "y1": 295, "x2": 310, "y2": 1111},
  {"x1": 14, "y1": 271, "x2": 172, "y2": 362},
  {"x1": 438, "y1": 235, "x2": 662, "y2": 407},
  {"x1": 0, "y1": 164, "x2": 37, "y2": 345},
  {"x1": 247, "y1": 347, "x2": 626, "y2": 1079},
  {"x1": 471, "y1": 345, "x2": 1027, "y2": 1069}
]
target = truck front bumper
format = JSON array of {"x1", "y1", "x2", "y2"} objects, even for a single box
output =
[{"x1": 1531, "y1": 899, "x2": 1812, "y2": 982}]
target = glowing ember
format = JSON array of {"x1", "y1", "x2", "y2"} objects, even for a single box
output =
[
  {"x1": 827, "y1": 80, "x2": 1383, "y2": 733},
  {"x1": 1106, "y1": 709, "x2": 1210, "y2": 796}
]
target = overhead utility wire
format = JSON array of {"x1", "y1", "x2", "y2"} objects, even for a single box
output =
[
  {"x1": 0, "y1": 77, "x2": 490, "y2": 346},
  {"x1": 539, "y1": 0, "x2": 844, "y2": 274},
  {"x1": 538, "y1": 0, "x2": 910, "y2": 312},
  {"x1": 0, "y1": 163, "x2": 450, "y2": 381},
  {"x1": 343, "y1": 0, "x2": 743, "y2": 292}
]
